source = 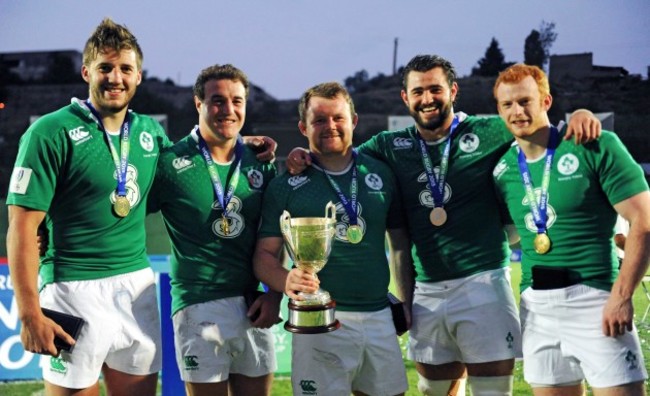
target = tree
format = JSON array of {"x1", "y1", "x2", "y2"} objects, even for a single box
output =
[
  {"x1": 471, "y1": 37, "x2": 510, "y2": 77},
  {"x1": 524, "y1": 21, "x2": 557, "y2": 69},
  {"x1": 344, "y1": 69, "x2": 369, "y2": 93}
]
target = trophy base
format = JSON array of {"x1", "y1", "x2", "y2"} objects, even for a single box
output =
[{"x1": 284, "y1": 300, "x2": 340, "y2": 334}]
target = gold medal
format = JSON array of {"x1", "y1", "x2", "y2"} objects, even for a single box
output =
[
  {"x1": 113, "y1": 196, "x2": 130, "y2": 217},
  {"x1": 346, "y1": 225, "x2": 363, "y2": 244},
  {"x1": 222, "y1": 215, "x2": 230, "y2": 235},
  {"x1": 534, "y1": 233, "x2": 551, "y2": 254},
  {"x1": 429, "y1": 207, "x2": 447, "y2": 226}
]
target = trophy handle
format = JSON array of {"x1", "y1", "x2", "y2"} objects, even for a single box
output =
[
  {"x1": 325, "y1": 201, "x2": 336, "y2": 221},
  {"x1": 280, "y1": 210, "x2": 296, "y2": 259}
]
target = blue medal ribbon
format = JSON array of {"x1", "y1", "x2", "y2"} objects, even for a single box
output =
[
  {"x1": 516, "y1": 125, "x2": 559, "y2": 236},
  {"x1": 196, "y1": 127, "x2": 243, "y2": 221},
  {"x1": 309, "y1": 150, "x2": 358, "y2": 227},
  {"x1": 85, "y1": 100, "x2": 130, "y2": 198},
  {"x1": 415, "y1": 115, "x2": 459, "y2": 208}
]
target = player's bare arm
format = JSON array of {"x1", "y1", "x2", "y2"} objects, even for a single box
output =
[{"x1": 603, "y1": 191, "x2": 650, "y2": 336}]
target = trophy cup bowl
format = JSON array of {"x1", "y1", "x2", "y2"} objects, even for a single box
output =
[{"x1": 281, "y1": 201, "x2": 341, "y2": 334}]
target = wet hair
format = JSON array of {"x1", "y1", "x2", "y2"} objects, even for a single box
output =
[
  {"x1": 298, "y1": 82, "x2": 356, "y2": 123},
  {"x1": 493, "y1": 63, "x2": 550, "y2": 99},
  {"x1": 82, "y1": 18, "x2": 143, "y2": 69},
  {"x1": 193, "y1": 64, "x2": 250, "y2": 100},
  {"x1": 402, "y1": 54, "x2": 457, "y2": 90}
]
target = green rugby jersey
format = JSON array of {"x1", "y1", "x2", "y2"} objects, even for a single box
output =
[
  {"x1": 359, "y1": 114, "x2": 513, "y2": 282},
  {"x1": 258, "y1": 152, "x2": 402, "y2": 312},
  {"x1": 493, "y1": 130, "x2": 648, "y2": 292},
  {"x1": 7, "y1": 98, "x2": 171, "y2": 285},
  {"x1": 149, "y1": 129, "x2": 277, "y2": 315}
]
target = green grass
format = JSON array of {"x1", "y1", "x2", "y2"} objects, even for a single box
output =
[{"x1": 3, "y1": 263, "x2": 650, "y2": 395}]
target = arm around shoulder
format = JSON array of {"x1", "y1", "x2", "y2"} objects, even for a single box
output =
[{"x1": 565, "y1": 109, "x2": 602, "y2": 144}]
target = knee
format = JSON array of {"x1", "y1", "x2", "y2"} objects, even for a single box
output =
[
  {"x1": 468, "y1": 375, "x2": 513, "y2": 396},
  {"x1": 417, "y1": 374, "x2": 467, "y2": 396}
]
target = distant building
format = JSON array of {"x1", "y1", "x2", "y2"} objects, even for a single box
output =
[
  {"x1": 1, "y1": 50, "x2": 83, "y2": 81},
  {"x1": 549, "y1": 53, "x2": 629, "y2": 84}
]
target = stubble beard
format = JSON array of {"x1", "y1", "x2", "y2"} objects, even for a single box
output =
[{"x1": 410, "y1": 101, "x2": 453, "y2": 132}]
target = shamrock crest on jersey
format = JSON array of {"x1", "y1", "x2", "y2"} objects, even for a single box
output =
[
  {"x1": 557, "y1": 153, "x2": 580, "y2": 176},
  {"x1": 458, "y1": 132, "x2": 480, "y2": 153}
]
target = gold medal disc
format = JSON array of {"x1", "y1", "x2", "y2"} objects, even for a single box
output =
[
  {"x1": 346, "y1": 225, "x2": 363, "y2": 244},
  {"x1": 113, "y1": 196, "x2": 130, "y2": 218},
  {"x1": 222, "y1": 215, "x2": 230, "y2": 236},
  {"x1": 534, "y1": 233, "x2": 551, "y2": 254},
  {"x1": 429, "y1": 207, "x2": 447, "y2": 226}
]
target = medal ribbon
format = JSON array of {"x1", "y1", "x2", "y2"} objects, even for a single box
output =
[
  {"x1": 85, "y1": 100, "x2": 130, "y2": 198},
  {"x1": 415, "y1": 115, "x2": 459, "y2": 208},
  {"x1": 196, "y1": 127, "x2": 243, "y2": 219},
  {"x1": 516, "y1": 125, "x2": 559, "y2": 236},
  {"x1": 309, "y1": 150, "x2": 358, "y2": 226}
]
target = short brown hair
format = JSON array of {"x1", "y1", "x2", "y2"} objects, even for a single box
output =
[
  {"x1": 493, "y1": 63, "x2": 550, "y2": 100},
  {"x1": 193, "y1": 64, "x2": 250, "y2": 100},
  {"x1": 402, "y1": 54, "x2": 457, "y2": 91},
  {"x1": 83, "y1": 18, "x2": 143, "y2": 70},
  {"x1": 298, "y1": 82, "x2": 356, "y2": 123}
]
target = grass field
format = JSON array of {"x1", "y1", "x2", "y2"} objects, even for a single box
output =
[{"x1": 2, "y1": 263, "x2": 649, "y2": 395}]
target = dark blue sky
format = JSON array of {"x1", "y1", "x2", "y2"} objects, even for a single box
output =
[{"x1": 1, "y1": 0, "x2": 648, "y2": 99}]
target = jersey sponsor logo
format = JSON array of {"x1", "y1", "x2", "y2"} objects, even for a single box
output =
[
  {"x1": 68, "y1": 126, "x2": 91, "y2": 143},
  {"x1": 522, "y1": 188, "x2": 557, "y2": 233},
  {"x1": 109, "y1": 165, "x2": 141, "y2": 209},
  {"x1": 211, "y1": 196, "x2": 245, "y2": 239},
  {"x1": 172, "y1": 156, "x2": 193, "y2": 171},
  {"x1": 493, "y1": 160, "x2": 508, "y2": 179},
  {"x1": 365, "y1": 173, "x2": 384, "y2": 190},
  {"x1": 334, "y1": 201, "x2": 366, "y2": 243},
  {"x1": 247, "y1": 169, "x2": 264, "y2": 189},
  {"x1": 458, "y1": 133, "x2": 480, "y2": 153},
  {"x1": 557, "y1": 154, "x2": 579, "y2": 176},
  {"x1": 391, "y1": 137, "x2": 413, "y2": 149},
  {"x1": 299, "y1": 379, "x2": 317, "y2": 395},
  {"x1": 139, "y1": 131, "x2": 155, "y2": 152},
  {"x1": 288, "y1": 175, "x2": 309, "y2": 188},
  {"x1": 417, "y1": 170, "x2": 452, "y2": 208},
  {"x1": 9, "y1": 167, "x2": 32, "y2": 195}
]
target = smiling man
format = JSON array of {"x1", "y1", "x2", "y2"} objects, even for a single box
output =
[
  {"x1": 492, "y1": 63, "x2": 650, "y2": 396},
  {"x1": 6, "y1": 18, "x2": 170, "y2": 396},
  {"x1": 148, "y1": 64, "x2": 280, "y2": 396},
  {"x1": 253, "y1": 82, "x2": 410, "y2": 396}
]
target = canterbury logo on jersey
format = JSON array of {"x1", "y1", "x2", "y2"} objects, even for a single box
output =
[
  {"x1": 288, "y1": 175, "x2": 309, "y2": 189},
  {"x1": 392, "y1": 137, "x2": 413, "y2": 149},
  {"x1": 172, "y1": 156, "x2": 193, "y2": 171},
  {"x1": 68, "y1": 126, "x2": 91, "y2": 143},
  {"x1": 493, "y1": 160, "x2": 508, "y2": 179}
]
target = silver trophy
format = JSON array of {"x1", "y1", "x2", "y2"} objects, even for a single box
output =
[{"x1": 280, "y1": 201, "x2": 340, "y2": 333}]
